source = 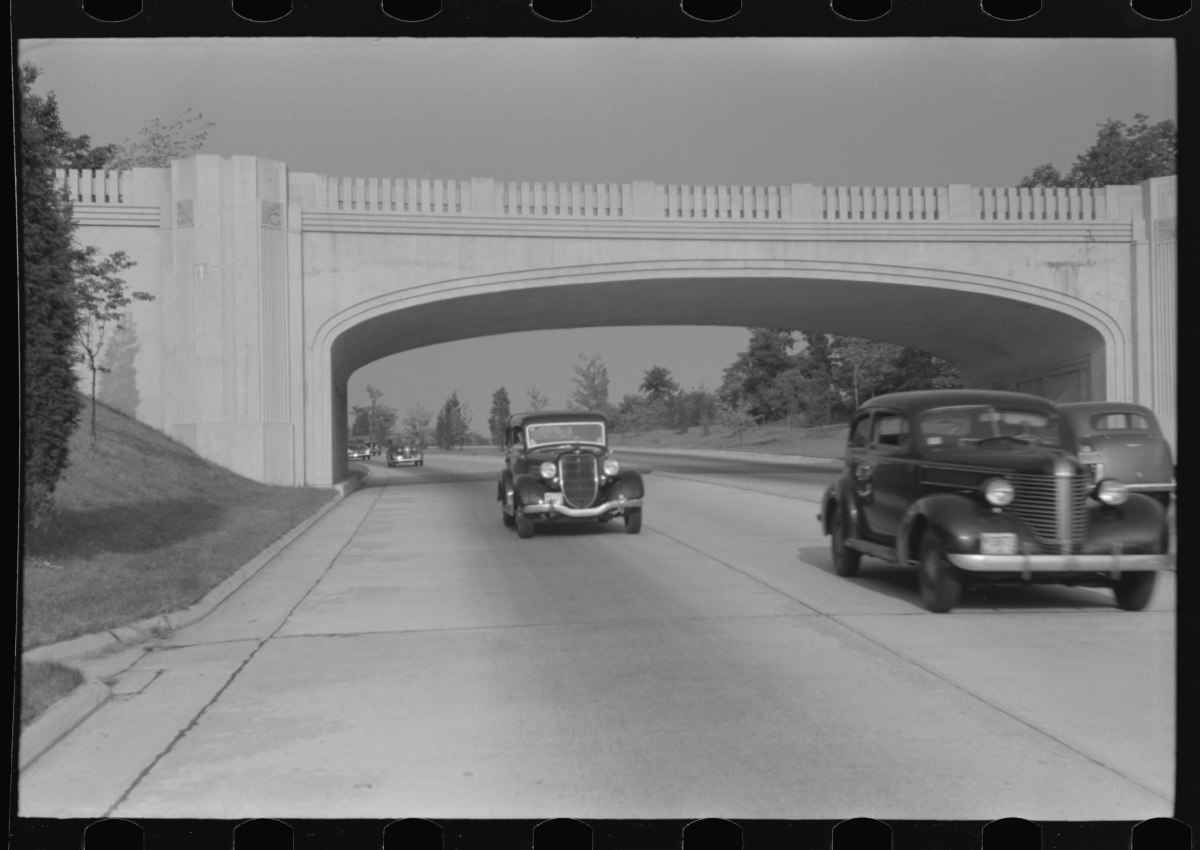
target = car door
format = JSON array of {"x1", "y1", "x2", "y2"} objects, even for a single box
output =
[{"x1": 861, "y1": 410, "x2": 918, "y2": 541}]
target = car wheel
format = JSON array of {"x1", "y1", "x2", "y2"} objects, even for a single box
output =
[
  {"x1": 830, "y1": 505, "x2": 861, "y2": 577},
  {"x1": 516, "y1": 507, "x2": 535, "y2": 539},
  {"x1": 1113, "y1": 571, "x2": 1157, "y2": 611},
  {"x1": 624, "y1": 507, "x2": 642, "y2": 534},
  {"x1": 502, "y1": 503, "x2": 516, "y2": 527},
  {"x1": 917, "y1": 529, "x2": 962, "y2": 613}
]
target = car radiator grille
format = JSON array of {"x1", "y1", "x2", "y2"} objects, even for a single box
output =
[
  {"x1": 1007, "y1": 472, "x2": 1090, "y2": 553},
  {"x1": 559, "y1": 453, "x2": 599, "y2": 508}
]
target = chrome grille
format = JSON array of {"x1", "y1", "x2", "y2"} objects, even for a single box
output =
[
  {"x1": 1007, "y1": 471, "x2": 1089, "y2": 553},
  {"x1": 559, "y1": 453, "x2": 599, "y2": 508}
]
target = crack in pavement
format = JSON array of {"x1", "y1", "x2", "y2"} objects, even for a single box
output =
[{"x1": 103, "y1": 486, "x2": 386, "y2": 817}]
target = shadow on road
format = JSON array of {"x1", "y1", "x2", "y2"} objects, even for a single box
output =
[{"x1": 797, "y1": 545, "x2": 1120, "y2": 611}]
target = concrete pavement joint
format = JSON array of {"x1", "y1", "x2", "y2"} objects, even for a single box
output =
[
  {"x1": 19, "y1": 478, "x2": 355, "y2": 775},
  {"x1": 825, "y1": 613, "x2": 1173, "y2": 805},
  {"x1": 102, "y1": 485, "x2": 384, "y2": 816},
  {"x1": 652, "y1": 520, "x2": 1171, "y2": 803}
]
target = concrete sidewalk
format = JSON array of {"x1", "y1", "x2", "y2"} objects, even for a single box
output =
[{"x1": 19, "y1": 473, "x2": 367, "y2": 772}]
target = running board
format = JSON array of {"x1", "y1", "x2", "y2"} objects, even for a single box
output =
[{"x1": 846, "y1": 538, "x2": 900, "y2": 563}]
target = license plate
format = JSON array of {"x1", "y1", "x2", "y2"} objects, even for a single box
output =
[
  {"x1": 543, "y1": 492, "x2": 564, "y2": 505},
  {"x1": 980, "y1": 533, "x2": 1018, "y2": 555},
  {"x1": 1078, "y1": 451, "x2": 1103, "y2": 464}
]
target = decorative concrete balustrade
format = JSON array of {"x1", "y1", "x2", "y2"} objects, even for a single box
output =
[{"x1": 56, "y1": 168, "x2": 1141, "y2": 222}]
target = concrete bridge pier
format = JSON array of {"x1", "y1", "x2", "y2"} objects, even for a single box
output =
[{"x1": 162, "y1": 155, "x2": 300, "y2": 485}]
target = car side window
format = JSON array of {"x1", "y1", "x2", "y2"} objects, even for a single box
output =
[
  {"x1": 871, "y1": 412, "x2": 911, "y2": 454},
  {"x1": 848, "y1": 414, "x2": 871, "y2": 449}
]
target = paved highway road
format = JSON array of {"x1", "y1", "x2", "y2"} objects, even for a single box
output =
[{"x1": 19, "y1": 449, "x2": 1175, "y2": 820}]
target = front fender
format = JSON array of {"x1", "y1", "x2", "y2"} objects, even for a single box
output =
[
  {"x1": 1081, "y1": 493, "x2": 1168, "y2": 554},
  {"x1": 498, "y1": 470, "x2": 515, "y2": 503},
  {"x1": 821, "y1": 476, "x2": 862, "y2": 537},
  {"x1": 514, "y1": 473, "x2": 547, "y2": 506},
  {"x1": 608, "y1": 470, "x2": 644, "y2": 501},
  {"x1": 897, "y1": 493, "x2": 1036, "y2": 565}
]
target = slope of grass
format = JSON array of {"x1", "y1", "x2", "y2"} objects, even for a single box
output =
[
  {"x1": 612, "y1": 420, "x2": 849, "y2": 459},
  {"x1": 23, "y1": 399, "x2": 336, "y2": 650},
  {"x1": 20, "y1": 661, "x2": 84, "y2": 730}
]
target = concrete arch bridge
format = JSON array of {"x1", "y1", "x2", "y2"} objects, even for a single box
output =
[{"x1": 58, "y1": 156, "x2": 1176, "y2": 486}]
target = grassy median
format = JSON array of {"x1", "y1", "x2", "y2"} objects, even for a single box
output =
[
  {"x1": 613, "y1": 419, "x2": 848, "y2": 459},
  {"x1": 21, "y1": 399, "x2": 335, "y2": 726}
]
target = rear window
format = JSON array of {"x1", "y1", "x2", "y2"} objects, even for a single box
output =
[{"x1": 1089, "y1": 412, "x2": 1152, "y2": 433}]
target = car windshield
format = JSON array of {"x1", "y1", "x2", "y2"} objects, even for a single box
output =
[
  {"x1": 525, "y1": 421, "x2": 605, "y2": 447},
  {"x1": 919, "y1": 406, "x2": 1064, "y2": 448}
]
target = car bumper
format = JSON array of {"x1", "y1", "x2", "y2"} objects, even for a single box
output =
[
  {"x1": 946, "y1": 552, "x2": 1172, "y2": 576},
  {"x1": 1125, "y1": 482, "x2": 1175, "y2": 494},
  {"x1": 520, "y1": 497, "x2": 643, "y2": 519},
  {"x1": 389, "y1": 459, "x2": 421, "y2": 465}
]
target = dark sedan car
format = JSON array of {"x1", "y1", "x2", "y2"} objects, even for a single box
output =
[
  {"x1": 387, "y1": 444, "x2": 424, "y2": 467},
  {"x1": 498, "y1": 411, "x2": 644, "y2": 538},
  {"x1": 819, "y1": 390, "x2": 1172, "y2": 612},
  {"x1": 1059, "y1": 401, "x2": 1175, "y2": 508}
]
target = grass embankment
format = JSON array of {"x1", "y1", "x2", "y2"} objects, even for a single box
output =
[
  {"x1": 612, "y1": 420, "x2": 848, "y2": 460},
  {"x1": 21, "y1": 399, "x2": 335, "y2": 727}
]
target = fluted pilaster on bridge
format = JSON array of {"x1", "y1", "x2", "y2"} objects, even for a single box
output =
[{"x1": 58, "y1": 157, "x2": 1175, "y2": 486}]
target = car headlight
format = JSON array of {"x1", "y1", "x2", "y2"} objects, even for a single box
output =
[
  {"x1": 539, "y1": 461, "x2": 557, "y2": 479},
  {"x1": 1094, "y1": 478, "x2": 1130, "y2": 506},
  {"x1": 603, "y1": 458, "x2": 620, "y2": 476},
  {"x1": 982, "y1": 477, "x2": 1015, "y2": 507}
]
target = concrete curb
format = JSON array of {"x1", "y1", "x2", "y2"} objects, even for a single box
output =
[
  {"x1": 19, "y1": 477, "x2": 358, "y2": 771},
  {"x1": 17, "y1": 682, "x2": 111, "y2": 772}
]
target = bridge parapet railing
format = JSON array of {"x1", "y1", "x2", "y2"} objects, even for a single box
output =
[
  {"x1": 56, "y1": 165, "x2": 1149, "y2": 223},
  {"x1": 56, "y1": 168, "x2": 129, "y2": 204}
]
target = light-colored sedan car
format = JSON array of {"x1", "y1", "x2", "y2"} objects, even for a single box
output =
[
  {"x1": 1059, "y1": 401, "x2": 1175, "y2": 507},
  {"x1": 347, "y1": 445, "x2": 371, "y2": 461}
]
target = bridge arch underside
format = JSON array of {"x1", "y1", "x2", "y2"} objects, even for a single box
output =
[{"x1": 323, "y1": 274, "x2": 1108, "y2": 484}]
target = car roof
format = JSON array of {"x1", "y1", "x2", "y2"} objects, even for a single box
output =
[
  {"x1": 1057, "y1": 401, "x2": 1156, "y2": 417},
  {"x1": 508, "y1": 410, "x2": 609, "y2": 428},
  {"x1": 861, "y1": 389, "x2": 1059, "y2": 416}
]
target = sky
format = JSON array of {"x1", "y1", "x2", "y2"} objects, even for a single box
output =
[{"x1": 20, "y1": 37, "x2": 1177, "y2": 431}]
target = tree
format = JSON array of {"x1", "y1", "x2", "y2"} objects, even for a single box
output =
[
  {"x1": 568, "y1": 353, "x2": 611, "y2": 412},
  {"x1": 350, "y1": 385, "x2": 397, "y2": 447},
  {"x1": 19, "y1": 63, "x2": 85, "y2": 528},
  {"x1": 668, "y1": 388, "x2": 718, "y2": 434},
  {"x1": 1019, "y1": 114, "x2": 1176, "y2": 188},
  {"x1": 526, "y1": 385, "x2": 550, "y2": 412},
  {"x1": 718, "y1": 329, "x2": 797, "y2": 422},
  {"x1": 716, "y1": 400, "x2": 756, "y2": 445},
  {"x1": 617, "y1": 393, "x2": 668, "y2": 434},
  {"x1": 103, "y1": 109, "x2": 215, "y2": 170},
  {"x1": 639, "y1": 366, "x2": 679, "y2": 404},
  {"x1": 488, "y1": 387, "x2": 512, "y2": 446},
  {"x1": 72, "y1": 247, "x2": 151, "y2": 445},
  {"x1": 399, "y1": 405, "x2": 433, "y2": 449},
  {"x1": 435, "y1": 392, "x2": 471, "y2": 449}
]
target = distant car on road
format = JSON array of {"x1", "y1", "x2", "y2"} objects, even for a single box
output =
[
  {"x1": 348, "y1": 445, "x2": 371, "y2": 461},
  {"x1": 498, "y1": 410, "x2": 644, "y2": 538},
  {"x1": 387, "y1": 445, "x2": 424, "y2": 467},
  {"x1": 819, "y1": 389, "x2": 1171, "y2": 613},
  {"x1": 1059, "y1": 401, "x2": 1175, "y2": 509}
]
